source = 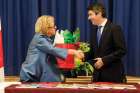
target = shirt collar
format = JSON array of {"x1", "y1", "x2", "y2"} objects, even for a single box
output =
[
  {"x1": 38, "y1": 33, "x2": 54, "y2": 44},
  {"x1": 99, "y1": 18, "x2": 107, "y2": 27}
]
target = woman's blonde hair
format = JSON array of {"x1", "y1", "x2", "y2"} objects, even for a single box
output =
[{"x1": 35, "y1": 15, "x2": 54, "y2": 34}]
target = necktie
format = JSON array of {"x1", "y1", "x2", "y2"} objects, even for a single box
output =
[{"x1": 97, "y1": 26, "x2": 102, "y2": 45}]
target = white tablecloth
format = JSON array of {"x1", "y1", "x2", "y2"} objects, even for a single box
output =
[{"x1": 0, "y1": 82, "x2": 21, "y2": 93}]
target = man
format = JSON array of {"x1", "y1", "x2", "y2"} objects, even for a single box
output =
[
  {"x1": 20, "y1": 15, "x2": 84, "y2": 82},
  {"x1": 87, "y1": 3, "x2": 127, "y2": 83}
]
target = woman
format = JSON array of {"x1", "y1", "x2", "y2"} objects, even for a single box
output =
[{"x1": 20, "y1": 15, "x2": 84, "y2": 82}]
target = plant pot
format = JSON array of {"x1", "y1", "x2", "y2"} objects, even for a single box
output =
[{"x1": 55, "y1": 43, "x2": 77, "y2": 70}]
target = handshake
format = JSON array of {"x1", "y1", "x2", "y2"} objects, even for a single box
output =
[
  {"x1": 68, "y1": 49, "x2": 84, "y2": 66},
  {"x1": 74, "y1": 50, "x2": 84, "y2": 59},
  {"x1": 68, "y1": 49, "x2": 84, "y2": 59}
]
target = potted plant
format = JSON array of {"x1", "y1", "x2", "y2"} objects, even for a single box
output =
[{"x1": 54, "y1": 28, "x2": 94, "y2": 77}]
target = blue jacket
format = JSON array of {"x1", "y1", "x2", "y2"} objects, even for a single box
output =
[{"x1": 20, "y1": 33, "x2": 67, "y2": 82}]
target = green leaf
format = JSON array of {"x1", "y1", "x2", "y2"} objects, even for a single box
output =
[
  {"x1": 73, "y1": 28, "x2": 80, "y2": 43},
  {"x1": 75, "y1": 58, "x2": 82, "y2": 68},
  {"x1": 63, "y1": 29, "x2": 74, "y2": 43},
  {"x1": 78, "y1": 42, "x2": 90, "y2": 52}
]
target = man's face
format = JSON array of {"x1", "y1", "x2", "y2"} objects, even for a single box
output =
[{"x1": 88, "y1": 10, "x2": 101, "y2": 25}]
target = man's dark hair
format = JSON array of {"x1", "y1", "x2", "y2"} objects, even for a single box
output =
[{"x1": 87, "y1": 3, "x2": 106, "y2": 17}]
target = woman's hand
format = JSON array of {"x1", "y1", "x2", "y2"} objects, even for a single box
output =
[
  {"x1": 68, "y1": 49, "x2": 84, "y2": 59},
  {"x1": 75, "y1": 50, "x2": 84, "y2": 59}
]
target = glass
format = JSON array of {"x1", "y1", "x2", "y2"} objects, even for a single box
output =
[{"x1": 48, "y1": 25, "x2": 57, "y2": 29}]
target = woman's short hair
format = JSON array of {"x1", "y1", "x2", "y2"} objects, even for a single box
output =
[{"x1": 35, "y1": 15, "x2": 54, "y2": 34}]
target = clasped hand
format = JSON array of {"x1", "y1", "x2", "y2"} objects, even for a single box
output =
[
  {"x1": 94, "y1": 58, "x2": 104, "y2": 69},
  {"x1": 74, "y1": 50, "x2": 85, "y2": 59}
]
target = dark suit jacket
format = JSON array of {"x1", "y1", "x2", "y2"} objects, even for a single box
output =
[{"x1": 88, "y1": 20, "x2": 127, "y2": 83}]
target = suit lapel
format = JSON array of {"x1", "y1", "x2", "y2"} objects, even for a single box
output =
[
  {"x1": 90, "y1": 25, "x2": 98, "y2": 47},
  {"x1": 98, "y1": 21, "x2": 111, "y2": 47}
]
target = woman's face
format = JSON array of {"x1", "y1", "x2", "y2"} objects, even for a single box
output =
[
  {"x1": 47, "y1": 24, "x2": 57, "y2": 37},
  {"x1": 44, "y1": 17, "x2": 56, "y2": 37}
]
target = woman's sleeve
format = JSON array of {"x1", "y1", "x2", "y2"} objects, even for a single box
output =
[{"x1": 36, "y1": 37, "x2": 68, "y2": 59}]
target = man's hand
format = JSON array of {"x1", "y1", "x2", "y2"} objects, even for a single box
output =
[
  {"x1": 75, "y1": 50, "x2": 84, "y2": 59},
  {"x1": 94, "y1": 58, "x2": 104, "y2": 69},
  {"x1": 68, "y1": 49, "x2": 84, "y2": 59}
]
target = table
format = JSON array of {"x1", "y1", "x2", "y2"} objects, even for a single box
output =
[
  {"x1": 0, "y1": 82, "x2": 21, "y2": 93},
  {"x1": 5, "y1": 82, "x2": 140, "y2": 93}
]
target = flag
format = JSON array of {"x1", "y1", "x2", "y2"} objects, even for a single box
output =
[{"x1": 0, "y1": 18, "x2": 4, "y2": 82}]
